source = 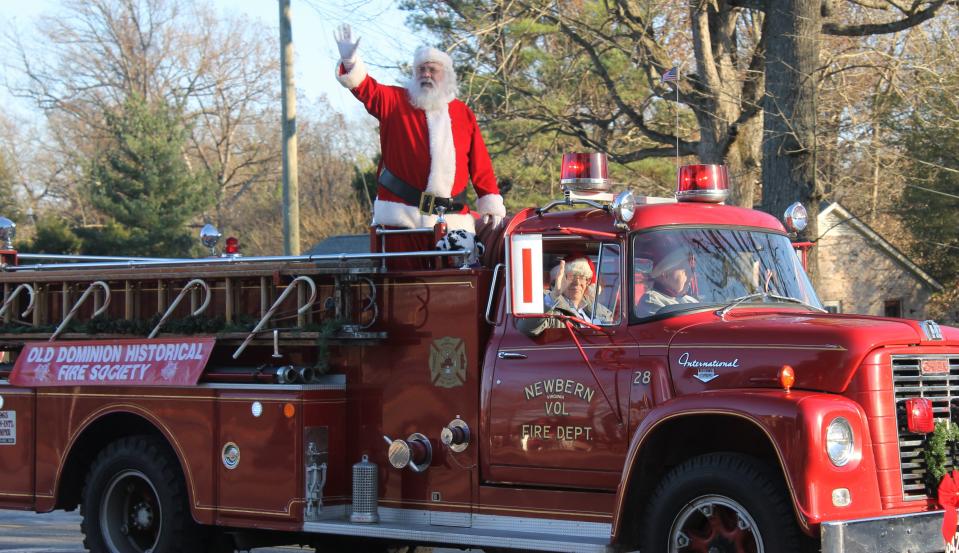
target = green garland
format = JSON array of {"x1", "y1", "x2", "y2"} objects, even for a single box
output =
[{"x1": 924, "y1": 419, "x2": 959, "y2": 485}]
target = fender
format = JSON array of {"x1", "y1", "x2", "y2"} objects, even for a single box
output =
[
  {"x1": 48, "y1": 403, "x2": 211, "y2": 524},
  {"x1": 610, "y1": 389, "x2": 882, "y2": 541}
]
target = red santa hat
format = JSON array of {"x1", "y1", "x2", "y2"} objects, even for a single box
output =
[{"x1": 414, "y1": 46, "x2": 454, "y2": 72}]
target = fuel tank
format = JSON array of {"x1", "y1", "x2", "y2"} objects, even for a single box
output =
[{"x1": 665, "y1": 309, "x2": 957, "y2": 395}]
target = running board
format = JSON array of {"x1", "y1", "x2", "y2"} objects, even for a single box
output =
[
  {"x1": 302, "y1": 507, "x2": 615, "y2": 553},
  {"x1": 303, "y1": 520, "x2": 612, "y2": 552}
]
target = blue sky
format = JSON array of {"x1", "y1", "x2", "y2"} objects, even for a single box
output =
[{"x1": 0, "y1": 0, "x2": 427, "y2": 121}]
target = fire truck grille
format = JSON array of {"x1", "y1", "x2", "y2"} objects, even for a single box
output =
[{"x1": 892, "y1": 355, "x2": 959, "y2": 501}]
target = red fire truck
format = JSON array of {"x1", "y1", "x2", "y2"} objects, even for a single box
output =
[{"x1": 0, "y1": 155, "x2": 955, "y2": 553}]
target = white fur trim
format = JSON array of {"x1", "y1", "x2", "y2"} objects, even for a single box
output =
[
  {"x1": 414, "y1": 46, "x2": 453, "y2": 71},
  {"x1": 372, "y1": 199, "x2": 476, "y2": 233},
  {"x1": 476, "y1": 193, "x2": 506, "y2": 217},
  {"x1": 335, "y1": 57, "x2": 367, "y2": 90},
  {"x1": 424, "y1": 108, "x2": 456, "y2": 198}
]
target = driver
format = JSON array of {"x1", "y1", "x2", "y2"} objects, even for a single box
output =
[
  {"x1": 636, "y1": 249, "x2": 699, "y2": 317},
  {"x1": 519, "y1": 257, "x2": 612, "y2": 337}
]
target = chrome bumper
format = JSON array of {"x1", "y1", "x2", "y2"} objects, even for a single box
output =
[{"x1": 821, "y1": 510, "x2": 947, "y2": 553}]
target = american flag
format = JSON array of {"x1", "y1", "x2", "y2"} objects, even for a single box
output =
[{"x1": 661, "y1": 66, "x2": 678, "y2": 83}]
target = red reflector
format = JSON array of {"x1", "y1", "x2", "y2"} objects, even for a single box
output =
[
  {"x1": 224, "y1": 237, "x2": 239, "y2": 255},
  {"x1": 560, "y1": 152, "x2": 609, "y2": 190},
  {"x1": 676, "y1": 164, "x2": 730, "y2": 203},
  {"x1": 921, "y1": 358, "x2": 950, "y2": 375},
  {"x1": 905, "y1": 397, "x2": 934, "y2": 434}
]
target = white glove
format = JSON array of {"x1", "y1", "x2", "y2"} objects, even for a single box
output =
[
  {"x1": 481, "y1": 213, "x2": 504, "y2": 230},
  {"x1": 334, "y1": 24, "x2": 361, "y2": 70}
]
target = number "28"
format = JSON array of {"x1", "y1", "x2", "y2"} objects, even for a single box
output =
[{"x1": 633, "y1": 371, "x2": 651, "y2": 385}]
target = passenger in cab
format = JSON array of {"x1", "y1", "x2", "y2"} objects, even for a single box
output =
[
  {"x1": 519, "y1": 258, "x2": 612, "y2": 337},
  {"x1": 636, "y1": 249, "x2": 699, "y2": 317}
]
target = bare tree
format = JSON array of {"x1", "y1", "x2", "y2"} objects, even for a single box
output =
[
  {"x1": 757, "y1": 0, "x2": 955, "y2": 280},
  {"x1": 404, "y1": 1, "x2": 766, "y2": 205},
  {"x1": 5, "y1": 0, "x2": 283, "y2": 233},
  {"x1": 183, "y1": 7, "x2": 282, "y2": 227},
  {"x1": 225, "y1": 97, "x2": 373, "y2": 255}
]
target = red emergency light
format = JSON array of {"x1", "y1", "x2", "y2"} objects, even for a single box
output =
[
  {"x1": 904, "y1": 397, "x2": 934, "y2": 434},
  {"x1": 224, "y1": 236, "x2": 240, "y2": 255},
  {"x1": 560, "y1": 152, "x2": 609, "y2": 191},
  {"x1": 676, "y1": 164, "x2": 729, "y2": 203}
]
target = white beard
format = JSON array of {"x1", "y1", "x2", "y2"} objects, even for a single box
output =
[{"x1": 407, "y1": 79, "x2": 453, "y2": 112}]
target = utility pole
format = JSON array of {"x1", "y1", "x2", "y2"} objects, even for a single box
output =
[{"x1": 279, "y1": 0, "x2": 300, "y2": 255}]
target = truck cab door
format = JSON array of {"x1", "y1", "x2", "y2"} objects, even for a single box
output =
[{"x1": 484, "y1": 237, "x2": 633, "y2": 490}]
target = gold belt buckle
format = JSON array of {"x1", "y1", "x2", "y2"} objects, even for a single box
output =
[{"x1": 419, "y1": 192, "x2": 436, "y2": 215}]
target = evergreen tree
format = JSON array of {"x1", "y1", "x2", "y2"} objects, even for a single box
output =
[
  {"x1": 21, "y1": 215, "x2": 82, "y2": 254},
  {"x1": 85, "y1": 95, "x2": 214, "y2": 257}
]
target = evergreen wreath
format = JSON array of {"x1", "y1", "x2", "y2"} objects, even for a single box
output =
[{"x1": 924, "y1": 419, "x2": 959, "y2": 486}]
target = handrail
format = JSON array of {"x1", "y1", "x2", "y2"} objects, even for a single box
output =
[
  {"x1": 18, "y1": 253, "x2": 167, "y2": 262},
  {"x1": 7, "y1": 249, "x2": 469, "y2": 272},
  {"x1": 232, "y1": 276, "x2": 317, "y2": 359},
  {"x1": 375, "y1": 228, "x2": 434, "y2": 235},
  {"x1": 485, "y1": 263, "x2": 504, "y2": 325},
  {"x1": 50, "y1": 281, "x2": 111, "y2": 341},
  {"x1": 148, "y1": 279, "x2": 211, "y2": 338},
  {"x1": 0, "y1": 283, "x2": 35, "y2": 319}
]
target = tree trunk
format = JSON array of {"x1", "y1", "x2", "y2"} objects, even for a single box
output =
[
  {"x1": 726, "y1": 115, "x2": 763, "y2": 208},
  {"x1": 688, "y1": 1, "x2": 763, "y2": 208},
  {"x1": 760, "y1": 0, "x2": 823, "y2": 283}
]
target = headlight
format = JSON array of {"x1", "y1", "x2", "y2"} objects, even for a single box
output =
[
  {"x1": 826, "y1": 417, "x2": 854, "y2": 467},
  {"x1": 783, "y1": 202, "x2": 808, "y2": 233},
  {"x1": 612, "y1": 190, "x2": 636, "y2": 226}
]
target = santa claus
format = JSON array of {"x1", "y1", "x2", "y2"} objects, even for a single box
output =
[{"x1": 334, "y1": 25, "x2": 506, "y2": 252}]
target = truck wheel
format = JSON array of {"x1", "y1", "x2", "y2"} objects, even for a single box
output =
[
  {"x1": 81, "y1": 435, "x2": 201, "y2": 553},
  {"x1": 640, "y1": 453, "x2": 801, "y2": 553}
]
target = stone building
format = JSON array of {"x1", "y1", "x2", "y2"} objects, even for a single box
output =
[{"x1": 815, "y1": 202, "x2": 942, "y2": 319}]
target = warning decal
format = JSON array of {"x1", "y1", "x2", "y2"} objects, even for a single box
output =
[{"x1": 0, "y1": 411, "x2": 15, "y2": 445}]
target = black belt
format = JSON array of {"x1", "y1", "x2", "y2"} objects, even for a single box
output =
[{"x1": 378, "y1": 168, "x2": 467, "y2": 215}]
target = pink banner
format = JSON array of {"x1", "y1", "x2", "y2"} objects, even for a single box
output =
[{"x1": 9, "y1": 337, "x2": 215, "y2": 387}]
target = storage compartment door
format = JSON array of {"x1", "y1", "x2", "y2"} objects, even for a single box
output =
[
  {"x1": 216, "y1": 391, "x2": 299, "y2": 524},
  {"x1": 0, "y1": 387, "x2": 34, "y2": 509}
]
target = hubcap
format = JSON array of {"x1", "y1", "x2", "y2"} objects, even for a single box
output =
[
  {"x1": 100, "y1": 469, "x2": 162, "y2": 553},
  {"x1": 668, "y1": 495, "x2": 762, "y2": 553}
]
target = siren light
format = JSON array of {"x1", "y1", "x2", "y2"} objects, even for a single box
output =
[
  {"x1": 676, "y1": 164, "x2": 729, "y2": 203},
  {"x1": 560, "y1": 152, "x2": 609, "y2": 192},
  {"x1": 224, "y1": 236, "x2": 240, "y2": 255}
]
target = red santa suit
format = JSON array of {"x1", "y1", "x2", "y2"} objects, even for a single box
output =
[{"x1": 336, "y1": 48, "x2": 506, "y2": 234}]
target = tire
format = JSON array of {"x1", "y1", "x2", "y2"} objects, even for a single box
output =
[
  {"x1": 81, "y1": 435, "x2": 203, "y2": 553},
  {"x1": 640, "y1": 453, "x2": 801, "y2": 553}
]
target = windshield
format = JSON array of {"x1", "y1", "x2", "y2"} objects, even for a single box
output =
[{"x1": 632, "y1": 228, "x2": 821, "y2": 318}]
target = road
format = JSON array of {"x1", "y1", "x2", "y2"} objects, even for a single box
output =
[
  {"x1": 0, "y1": 509, "x2": 306, "y2": 552},
  {"x1": 0, "y1": 509, "x2": 463, "y2": 552}
]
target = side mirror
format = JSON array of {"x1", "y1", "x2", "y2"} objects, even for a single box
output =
[{"x1": 507, "y1": 233, "x2": 545, "y2": 316}]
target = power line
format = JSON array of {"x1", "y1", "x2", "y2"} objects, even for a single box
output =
[{"x1": 904, "y1": 182, "x2": 959, "y2": 201}]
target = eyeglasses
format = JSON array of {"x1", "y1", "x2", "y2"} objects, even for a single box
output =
[{"x1": 567, "y1": 274, "x2": 591, "y2": 284}]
